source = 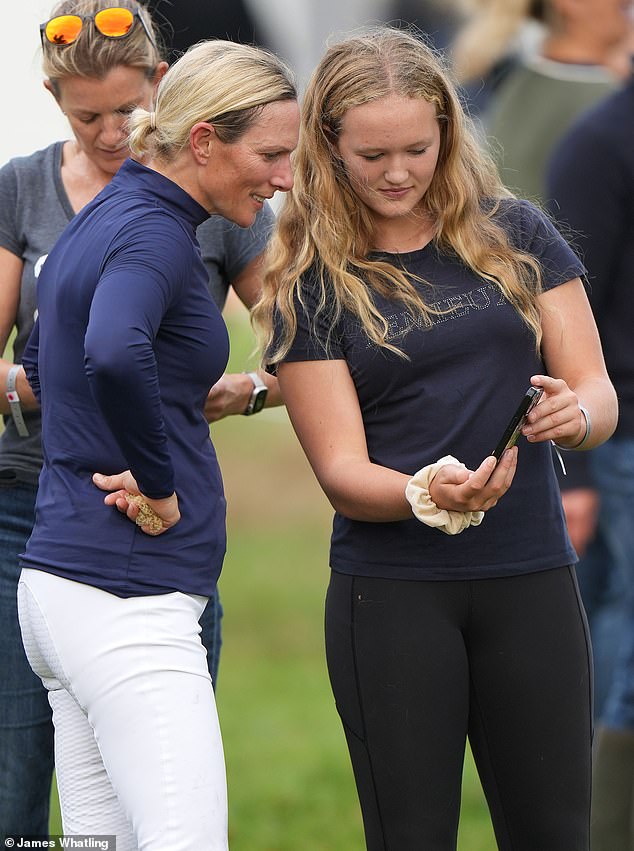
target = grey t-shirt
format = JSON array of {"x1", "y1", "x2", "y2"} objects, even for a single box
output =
[{"x1": 0, "y1": 141, "x2": 275, "y2": 481}]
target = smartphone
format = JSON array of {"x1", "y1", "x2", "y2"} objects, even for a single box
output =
[{"x1": 492, "y1": 386, "x2": 544, "y2": 460}]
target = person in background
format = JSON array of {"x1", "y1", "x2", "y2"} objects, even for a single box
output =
[
  {"x1": 17, "y1": 30, "x2": 298, "y2": 848},
  {"x1": 383, "y1": 0, "x2": 461, "y2": 53},
  {"x1": 145, "y1": 0, "x2": 269, "y2": 62},
  {"x1": 0, "y1": 0, "x2": 278, "y2": 837},
  {"x1": 254, "y1": 25, "x2": 617, "y2": 851},
  {"x1": 546, "y1": 61, "x2": 634, "y2": 851},
  {"x1": 452, "y1": 0, "x2": 634, "y2": 199},
  {"x1": 450, "y1": 0, "x2": 542, "y2": 120}
]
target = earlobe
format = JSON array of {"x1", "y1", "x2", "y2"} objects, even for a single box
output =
[
  {"x1": 153, "y1": 61, "x2": 169, "y2": 88},
  {"x1": 43, "y1": 79, "x2": 58, "y2": 101},
  {"x1": 190, "y1": 122, "x2": 216, "y2": 165}
]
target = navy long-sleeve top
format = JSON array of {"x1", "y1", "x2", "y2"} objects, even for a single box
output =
[
  {"x1": 21, "y1": 159, "x2": 230, "y2": 597},
  {"x1": 547, "y1": 73, "x2": 634, "y2": 437}
]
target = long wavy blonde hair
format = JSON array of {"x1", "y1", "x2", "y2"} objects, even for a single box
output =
[{"x1": 253, "y1": 26, "x2": 544, "y2": 364}]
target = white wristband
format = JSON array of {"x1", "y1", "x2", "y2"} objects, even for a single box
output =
[
  {"x1": 5, "y1": 364, "x2": 29, "y2": 437},
  {"x1": 405, "y1": 455, "x2": 485, "y2": 535}
]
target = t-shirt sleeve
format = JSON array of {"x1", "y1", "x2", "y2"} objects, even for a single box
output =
[
  {"x1": 197, "y1": 203, "x2": 275, "y2": 309},
  {"x1": 270, "y1": 267, "x2": 346, "y2": 370},
  {"x1": 221, "y1": 203, "x2": 275, "y2": 280},
  {"x1": 0, "y1": 161, "x2": 21, "y2": 257},
  {"x1": 500, "y1": 198, "x2": 586, "y2": 290}
]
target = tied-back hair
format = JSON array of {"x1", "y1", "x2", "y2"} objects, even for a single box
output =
[
  {"x1": 254, "y1": 26, "x2": 544, "y2": 365},
  {"x1": 127, "y1": 40, "x2": 296, "y2": 162},
  {"x1": 42, "y1": 0, "x2": 163, "y2": 89},
  {"x1": 452, "y1": 0, "x2": 548, "y2": 84}
]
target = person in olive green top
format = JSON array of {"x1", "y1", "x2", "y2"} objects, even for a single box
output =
[{"x1": 452, "y1": 0, "x2": 633, "y2": 203}]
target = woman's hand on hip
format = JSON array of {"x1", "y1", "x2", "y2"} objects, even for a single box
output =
[{"x1": 92, "y1": 470, "x2": 180, "y2": 535}]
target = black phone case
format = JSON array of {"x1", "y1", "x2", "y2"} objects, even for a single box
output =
[{"x1": 492, "y1": 387, "x2": 544, "y2": 460}]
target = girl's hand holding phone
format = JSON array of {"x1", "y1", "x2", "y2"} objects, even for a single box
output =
[
  {"x1": 522, "y1": 375, "x2": 589, "y2": 448},
  {"x1": 429, "y1": 447, "x2": 518, "y2": 514}
]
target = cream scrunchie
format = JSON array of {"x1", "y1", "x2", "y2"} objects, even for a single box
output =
[{"x1": 405, "y1": 455, "x2": 485, "y2": 535}]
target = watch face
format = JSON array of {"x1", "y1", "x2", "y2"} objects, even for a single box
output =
[{"x1": 251, "y1": 386, "x2": 267, "y2": 414}]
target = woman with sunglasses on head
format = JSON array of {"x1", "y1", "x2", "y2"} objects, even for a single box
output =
[
  {"x1": 254, "y1": 26, "x2": 618, "y2": 851},
  {"x1": 0, "y1": 0, "x2": 286, "y2": 839}
]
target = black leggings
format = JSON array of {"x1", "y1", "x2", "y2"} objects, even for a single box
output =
[{"x1": 325, "y1": 566, "x2": 592, "y2": 851}]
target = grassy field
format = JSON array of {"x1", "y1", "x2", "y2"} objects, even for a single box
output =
[{"x1": 45, "y1": 309, "x2": 496, "y2": 848}]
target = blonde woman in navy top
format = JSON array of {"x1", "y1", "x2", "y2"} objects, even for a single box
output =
[
  {"x1": 18, "y1": 37, "x2": 299, "y2": 849},
  {"x1": 0, "y1": 0, "x2": 277, "y2": 835}
]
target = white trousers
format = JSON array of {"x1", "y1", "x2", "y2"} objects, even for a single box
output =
[{"x1": 18, "y1": 568, "x2": 228, "y2": 851}]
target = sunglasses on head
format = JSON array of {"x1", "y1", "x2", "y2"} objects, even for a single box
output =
[{"x1": 40, "y1": 6, "x2": 156, "y2": 48}]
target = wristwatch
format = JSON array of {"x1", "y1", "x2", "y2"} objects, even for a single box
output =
[{"x1": 243, "y1": 371, "x2": 268, "y2": 416}]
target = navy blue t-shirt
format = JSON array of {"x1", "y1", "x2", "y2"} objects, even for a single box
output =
[
  {"x1": 21, "y1": 159, "x2": 230, "y2": 597},
  {"x1": 278, "y1": 200, "x2": 583, "y2": 580}
]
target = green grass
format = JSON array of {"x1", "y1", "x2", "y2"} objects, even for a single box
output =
[{"x1": 45, "y1": 310, "x2": 496, "y2": 848}]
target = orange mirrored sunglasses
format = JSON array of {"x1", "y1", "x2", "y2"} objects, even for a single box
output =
[{"x1": 40, "y1": 6, "x2": 155, "y2": 47}]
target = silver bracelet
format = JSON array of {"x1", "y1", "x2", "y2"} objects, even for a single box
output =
[
  {"x1": 5, "y1": 364, "x2": 29, "y2": 437},
  {"x1": 555, "y1": 405, "x2": 591, "y2": 451}
]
